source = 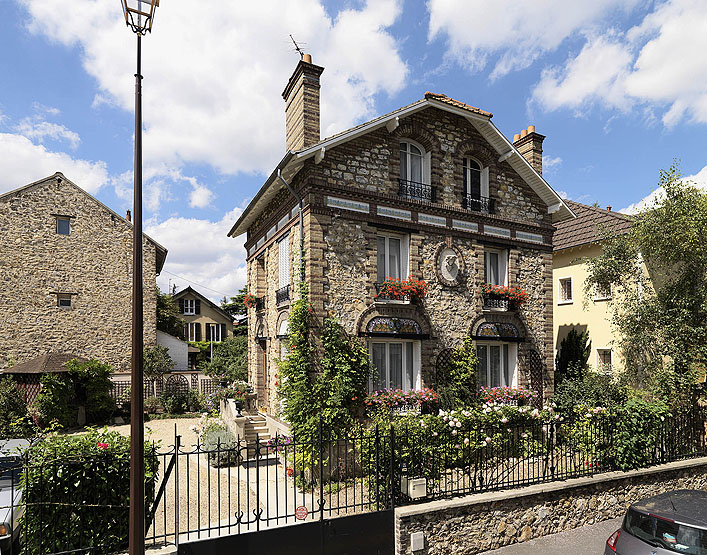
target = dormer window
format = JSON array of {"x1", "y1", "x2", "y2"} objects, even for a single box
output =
[
  {"x1": 462, "y1": 157, "x2": 492, "y2": 212},
  {"x1": 399, "y1": 141, "x2": 434, "y2": 202}
]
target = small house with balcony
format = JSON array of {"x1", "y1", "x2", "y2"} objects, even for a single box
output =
[{"x1": 228, "y1": 55, "x2": 575, "y2": 416}]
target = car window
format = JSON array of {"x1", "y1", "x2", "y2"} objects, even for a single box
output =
[
  {"x1": 0, "y1": 458, "x2": 21, "y2": 487},
  {"x1": 625, "y1": 509, "x2": 707, "y2": 554}
]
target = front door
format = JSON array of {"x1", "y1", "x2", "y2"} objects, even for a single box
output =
[{"x1": 258, "y1": 340, "x2": 268, "y2": 409}]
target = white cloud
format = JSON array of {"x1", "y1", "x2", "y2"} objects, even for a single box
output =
[
  {"x1": 542, "y1": 155, "x2": 563, "y2": 172},
  {"x1": 15, "y1": 118, "x2": 81, "y2": 149},
  {"x1": 427, "y1": 0, "x2": 639, "y2": 78},
  {"x1": 620, "y1": 166, "x2": 707, "y2": 214},
  {"x1": 146, "y1": 208, "x2": 247, "y2": 302},
  {"x1": 0, "y1": 133, "x2": 108, "y2": 194},
  {"x1": 189, "y1": 184, "x2": 214, "y2": 209},
  {"x1": 532, "y1": 0, "x2": 707, "y2": 127},
  {"x1": 19, "y1": 0, "x2": 408, "y2": 176}
]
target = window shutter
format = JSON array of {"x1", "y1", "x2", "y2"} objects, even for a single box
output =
[
  {"x1": 481, "y1": 167, "x2": 490, "y2": 198},
  {"x1": 279, "y1": 234, "x2": 290, "y2": 288},
  {"x1": 195, "y1": 299, "x2": 201, "y2": 314},
  {"x1": 179, "y1": 299, "x2": 185, "y2": 314},
  {"x1": 424, "y1": 151, "x2": 431, "y2": 184},
  {"x1": 195, "y1": 323, "x2": 201, "y2": 341},
  {"x1": 206, "y1": 324, "x2": 211, "y2": 341},
  {"x1": 221, "y1": 323, "x2": 227, "y2": 339}
]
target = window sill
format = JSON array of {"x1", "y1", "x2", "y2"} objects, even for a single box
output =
[
  {"x1": 557, "y1": 300, "x2": 573, "y2": 305},
  {"x1": 593, "y1": 297, "x2": 612, "y2": 302},
  {"x1": 373, "y1": 299, "x2": 411, "y2": 305}
]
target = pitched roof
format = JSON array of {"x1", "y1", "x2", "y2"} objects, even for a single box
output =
[
  {"x1": 0, "y1": 173, "x2": 168, "y2": 273},
  {"x1": 228, "y1": 93, "x2": 574, "y2": 238},
  {"x1": 553, "y1": 200, "x2": 634, "y2": 251},
  {"x1": 172, "y1": 286, "x2": 233, "y2": 322},
  {"x1": 1, "y1": 352, "x2": 87, "y2": 374}
]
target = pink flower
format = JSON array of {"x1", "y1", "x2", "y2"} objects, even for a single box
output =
[{"x1": 97, "y1": 442, "x2": 109, "y2": 450}]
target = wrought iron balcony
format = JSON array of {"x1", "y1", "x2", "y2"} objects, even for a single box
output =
[
  {"x1": 374, "y1": 282, "x2": 409, "y2": 302},
  {"x1": 398, "y1": 179, "x2": 436, "y2": 203},
  {"x1": 463, "y1": 195, "x2": 495, "y2": 213},
  {"x1": 276, "y1": 285, "x2": 291, "y2": 305},
  {"x1": 255, "y1": 296, "x2": 265, "y2": 311},
  {"x1": 482, "y1": 293, "x2": 510, "y2": 311}
]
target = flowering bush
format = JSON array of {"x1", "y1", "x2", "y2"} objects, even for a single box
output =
[
  {"x1": 243, "y1": 293, "x2": 258, "y2": 309},
  {"x1": 479, "y1": 386, "x2": 538, "y2": 406},
  {"x1": 376, "y1": 276, "x2": 429, "y2": 302},
  {"x1": 204, "y1": 381, "x2": 252, "y2": 414},
  {"x1": 364, "y1": 388, "x2": 439, "y2": 413},
  {"x1": 480, "y1": 283, "x2": 529, "y2": 306}
]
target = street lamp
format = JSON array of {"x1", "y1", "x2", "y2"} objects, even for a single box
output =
[{"x1": 119, "y1": 1, "x2": 159, "y2": 554}]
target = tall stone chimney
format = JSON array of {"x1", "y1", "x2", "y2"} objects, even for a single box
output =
[
  {"x1": 512, "y1": 125, "x2": 545, "y2": 175},
  {"x1": 282, "y1": 54, "x2": 324, "y2": 152}
]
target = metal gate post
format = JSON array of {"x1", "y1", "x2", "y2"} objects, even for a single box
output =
[
  {"x1": 174, "y1": 426, "x2": 181, "y2": 549},
  {"x1": 389, "y1": 425, "x2": 395, "y2": 509}
]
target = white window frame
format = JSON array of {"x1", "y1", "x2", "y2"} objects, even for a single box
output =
[
  {"x1": 209, "y1": 324, "x2": 223, "y2": 343},
  {"x1": 596, "y1": 348, "x2": 613, "y2": 371},
  {"x1": 187, "y1": 322, "x2": 199, "y2": 342},
  {"x1": 278, "y1": 233, "x2": 290, "y2": 290},
  {"x1": 399, "y1": 140, "x2": 431, "y2": 184},
  {"x1": 369, "y1": 340, "x2": 421, "y2": 391},
  {"x1": 558, "y1": 277, "x2": 573, "y2": 305},
  {"x1": 57, "y1": 294, "x2": 72, "y2": 308},
  {"x1": 463, "y1": 157, "x2": 489, "y2": 199},
  {"x1": 475, "y1": 342, "x2": 518, "y2": 388},
  {"x1": 593, "y1": 283, "x2": 612, "y2": 301},
  {"x1": 484, "y1": 249, "x2": 508, "y2": 286},
  {"x1": 184, "y1": 299, "x2": 196, "y2": 315},
  {"x1": 376, "y1": 232, "x2": 410, "y2": 284}
]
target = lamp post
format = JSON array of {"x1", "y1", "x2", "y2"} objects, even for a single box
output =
[{"x1": 119, "y1": 1, "x2": 159, "y2": 554}]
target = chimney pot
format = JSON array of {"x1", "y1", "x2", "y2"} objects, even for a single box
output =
[
  {"x1": 303, "y1": 53, "x2": 312, "y2": 64},
  {"x1": 520, "y1": 129, "x2": 528, "y2": 138},
  {"x1": 607, "y1": 206, "x2": 612, "y2": 212},
  {"x1": 513, "y1": 125, "x2": 545, "y2": 175},
  {"x1": 513, "y1": 133, "x2": 520, "y2": 142},
  {"x1": 528, "y1": 125, "x2": 535, "y2": 133},
  {"x1": 126, "y1": 209, "x2": 131, "y2": 222}
]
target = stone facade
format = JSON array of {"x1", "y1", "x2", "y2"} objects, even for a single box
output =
[
  {"x1": 395, "y1": 457, "x2": 707, "y2": 554},
  {"x1": 0, "y1": 173, "x2": 165, "y2": 371}
]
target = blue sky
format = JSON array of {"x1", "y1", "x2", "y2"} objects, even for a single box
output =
[{"x1": 1, "y1": 0, "x2": 706, "y2": 301}]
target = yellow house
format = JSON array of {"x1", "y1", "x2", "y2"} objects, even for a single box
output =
[
  {"x1": 553, "y1": 201, "x2": 633, "y2": 373},
  {"x1": 172, "y1": 286, "x2": 233, "y2": 343}
]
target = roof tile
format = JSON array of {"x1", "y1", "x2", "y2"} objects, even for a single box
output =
[{"x1": 554, "y1": 200, "x2": 633, "y2": 251}]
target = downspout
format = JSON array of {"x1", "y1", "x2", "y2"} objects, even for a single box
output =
[{"x1": 277, "y1": 168, "x2": 305, "y2": 283}]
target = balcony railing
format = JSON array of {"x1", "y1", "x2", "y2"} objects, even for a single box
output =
[
  {"x1": 276, "y1": 285, "x2": 290, "y2": 305},
  {"x1": 374, "y1": 282, "x2": 409, "y2": 302},
  {"x1": 463, "y1": 195, "x2": 495, "y2": 213},
  {"x1": 398, "y1": 179, "x2": 436, "y2": 203},
  {"x1": 255, "y1": 296, "x2": 265, "y2": 311},
  {"x1": 482, "y1": 293, "x2": 510, "y2": 311}
]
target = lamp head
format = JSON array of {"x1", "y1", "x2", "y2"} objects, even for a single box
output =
[{"x1": 120, "y1": 0, "x2": 159, "y2": 35}]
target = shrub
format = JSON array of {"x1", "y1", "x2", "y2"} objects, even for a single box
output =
[
  {"x1": 0, "y1": 377, "x2": 34, "y2": 438},
  {"x1": 202, "y1": 427, "x2": 239, "y2": 467},
  {"x1": 204, "y1": 382, "x2": 251, "y2": 414},
  {"x1": 21, "y1": 428, "x2": 158, "y2": 554},
  {"x1": 144, "y1": 396, "x2": 163, "y2": 414},
  {"x1": 159, "y1": 388, "x2": 204, "y2": 414},
  {"x1": 555, "y1": 329, "x2": 591, "y2": 387},
  {"x1": 437, "y1": 337, "x2": 479, "y2": 410},
  {"x1": 143, "y1": 345, "x2": 175, "y2": 381},
  {"x1": 31, "y1": 373, "x2": 75, "y2": 428},
  {"x1": 364, "y1": 388, "x2": 439, "y2": 415},
  {"x1": 479, "y1": 386, "x2": 538, "y2": 406},
  {"x1": 204, "y1": 336, "x2": 248, "y2": 385},
  {"x1": 553, "y1": 372, "x2": 628, "y2": 416}
]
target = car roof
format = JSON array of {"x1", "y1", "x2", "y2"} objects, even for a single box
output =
[
  {"x1": 630, "y1": 490, "x2": 707, "y2": 528},
  {"x1": 0, "y1": 439, "x2": 30, "y2": 457}
]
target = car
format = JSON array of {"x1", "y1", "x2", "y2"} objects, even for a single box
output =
[
  {"x1": 0, "y1": 439, "x2": 29, "y2": 555},
  {"x1": 605, "y1": 489, "x2": 707, "y2": 554}
]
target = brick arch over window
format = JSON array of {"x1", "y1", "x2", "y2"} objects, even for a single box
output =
[
  {"x1": 389, "y1": 123, "x2": 440, "y2": 188},
  {"x1": 391, "y1": 123, "x2": 437, "y2": 153},
  {"x1": 469, "y1": 313, "x2": 527, "y2": 340},
  {"x1": 454, "y1": 140, "x2": 498, "y2": 208}
]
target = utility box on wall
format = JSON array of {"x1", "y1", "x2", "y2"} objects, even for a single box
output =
[{"x1": 401, "y1": 476, "x2": 427, "y2": 499}]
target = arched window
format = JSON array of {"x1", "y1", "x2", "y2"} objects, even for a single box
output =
[
  {"x1": 400, "y1": 140, "x2": 432, "y2": 201},
  {"x1": 462, "y1": 157, "x2": 491, "y2": 212}
]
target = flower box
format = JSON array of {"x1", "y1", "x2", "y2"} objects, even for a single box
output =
[{"x1": 375, "y1": 276, "x2": 429, "y2": 303}]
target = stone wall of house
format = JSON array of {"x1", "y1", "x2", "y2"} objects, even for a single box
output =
[
  {"x1": 395, "y1": 458, "x2": 707, "y2": 554},
  {"x1": 0, "y1": 175, "x2": 159, "y2": 371}
]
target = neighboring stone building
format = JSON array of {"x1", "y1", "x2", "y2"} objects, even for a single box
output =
[
  {"x1": 0, "y1": 172, "x2": 167, "y2": 371},
  {"x1": 553, "y1": 201, "x2": 634, "y2": 373},
  {"x1": 228, "y1": 55, "x2": 575, "y2": 415},
  {"x1": 173, "y1": 286, "x2": 233, "y2": 344}
]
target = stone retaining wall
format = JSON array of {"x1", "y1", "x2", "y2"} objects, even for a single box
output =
[{"x1": 395, "y1": 457, "x2": 707, "y2": 554}]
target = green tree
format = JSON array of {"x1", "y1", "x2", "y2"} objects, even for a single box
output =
[
  {"x1": 584, "y1": 162, "x2": 707, "y2": 398},
  {"x1": 157, "y1": 286, "x2": 185, "y2": 339},
  {"x1": 555, "y1": 328, "x2": 591, "y2": 387},
  {"x1": 221, "y1": 286, "x2": 248, "y2": 336},
  {"x1": 204, "y1": 335, "x2": 248, "y2": 384},
  {"x1": 143, "y1": 345, "x2": 175, "y2": 381}
]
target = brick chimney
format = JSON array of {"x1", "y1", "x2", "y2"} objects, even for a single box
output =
[
  {"x1": 512, "y1": 125, "x2": 545, "y2": 175},
  {"x1": 126, "y1": 210, "x2": 131, "y2": 222},
  {"x1": 282, "y1": 54, "x2": 324, "y2": 152}
]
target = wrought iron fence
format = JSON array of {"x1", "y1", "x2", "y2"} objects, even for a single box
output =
[
  {"x1": 3, "y1": 409, "x2": 706, "y2": 553},
  {"x1": 463, "y1": 194, "x2": 495, "y2": 213},
  {"x1": 482, "y1": 293, "x2": 510, "y2": 311},
  {"x1": 398, "y1": 179, "x2": 436, "y2": 203},
  {"x1": 276, "y1": 285, "x2": 290, "y2": 305}
]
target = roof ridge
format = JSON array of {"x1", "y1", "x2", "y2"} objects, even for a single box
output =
[{"x1": 565, "y1": 199, "x2": 634, "y2": 221}]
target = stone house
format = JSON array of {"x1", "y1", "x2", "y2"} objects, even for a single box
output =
[
  {"x1": 173, "y1": 286, "x2": 233, "y2": 344},
  {"x1": 553, "y1": 201, "x2": 634, "y2": 373},
  {"x1": 228, "y1": 56, "x2": 574, "y2": 415},
  {"x1": 0, "y1": 172, "x2": 166, "y2": 371}
]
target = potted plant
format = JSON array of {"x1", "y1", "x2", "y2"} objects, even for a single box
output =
[
  {"x1": 480, "y1": 283, "x2": 528, "y2": 308},
  {"x1": 375, "y1": 276, "x2": 429, "y2": 303},
  {"x1": 243, "y1": 293, "x2": 257, "y2": 309}
]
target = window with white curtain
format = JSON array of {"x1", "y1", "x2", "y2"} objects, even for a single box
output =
[
  {"x1": 377, "y1": 233, "x2": 409, "y2": 283},
  {"x1": 463, "y1": 157, "x2": 489, "y2": 199},
  {"x1": 278, "y1": 233, "x2": 290, "y2": 289},
  {"x1": 370, "y1": 340, "x2": 420, "y2": 391},
  {"x1": 484, "y1": 249, "x2": 508, "y2": 286},
  {"x1": 476, "y1": 343, "x2": 517, "y2": 388}
]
